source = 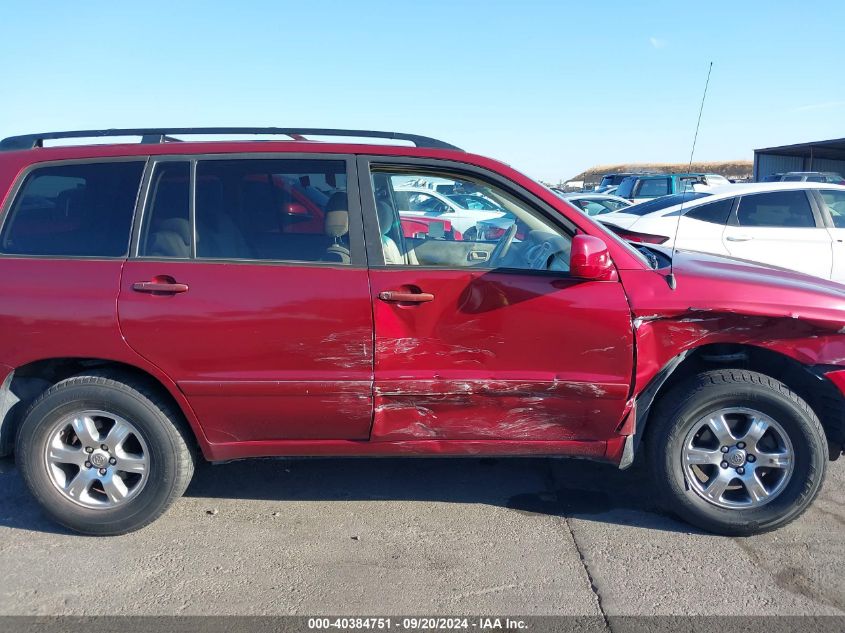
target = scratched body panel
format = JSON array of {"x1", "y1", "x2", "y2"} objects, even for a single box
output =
[
  {"x1": 369, "y1": 268, "x2": 634, "y2": 442},
  {"x1": 620, "y1": 250, "x2": 845, "y2": 396}
]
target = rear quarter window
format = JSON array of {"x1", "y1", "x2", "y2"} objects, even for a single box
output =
[
  {"x1": 1, "y1": 161, "x2": 145, "y2": 257},
  {"x1": 685, "y1": 198, "x2": 734, "y2": 225}
]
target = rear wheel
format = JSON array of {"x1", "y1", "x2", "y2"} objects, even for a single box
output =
[
  {"x1": 647, "y1": 369, "x2": 826, "y2": 535},
  {"x1": 16, "y1": 374, "x2": 195, "y2": 535}
]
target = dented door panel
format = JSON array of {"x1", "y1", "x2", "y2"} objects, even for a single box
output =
[{"x1": 370, "y1": 268, "x2": 634, "y2": 441}]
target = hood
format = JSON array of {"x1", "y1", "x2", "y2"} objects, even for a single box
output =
[{"x1": 635, "y1": 248, "x2": 845, "y2": 330}]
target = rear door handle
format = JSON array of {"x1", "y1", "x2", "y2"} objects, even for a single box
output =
[
  {"x1": 378, "y1": 290, "x2": 434, "y2": 303},
  {"x1": 132, "y1": 279, "x2": 189, "y2": 294},
  {"x1": 726, "y1": 235, "x2": 753, "y2": 242}
]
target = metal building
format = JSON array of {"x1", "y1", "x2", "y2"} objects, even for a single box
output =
[{"x1": 753, "y1": 137, "x2": 845, "y2": 181}]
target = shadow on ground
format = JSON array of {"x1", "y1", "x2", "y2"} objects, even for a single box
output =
[{"x1": 0, "y1": 453, "x2": 696, "y2": 535}]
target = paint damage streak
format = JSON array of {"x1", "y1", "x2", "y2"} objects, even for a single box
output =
[{"x1": 371, "y1": 378, "x2": 627, "y2": 442}]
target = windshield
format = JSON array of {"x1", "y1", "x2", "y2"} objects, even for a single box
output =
[
  {"x1": 615, "y1": 177, "x2": 635, "y2": 198},
  {"x1": 624, "y1": 192, "x2": 711, "y2": 216}
]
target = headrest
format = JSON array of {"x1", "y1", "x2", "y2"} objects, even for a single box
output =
[
  {"x1": 376, "y1": 200, "x2": 395, "y2": 235},
  {"x1": 158, "y1": 218, "x2": 192, "y2": 245},
  {"x1": 325, "y1": 210, "x2": 349, "y2": 238},
  {"x1": 149, "y1": 218, "x2": 191, "y2": 258},
  {"x1": 326, "y1": 191, "x2": 347, "y2": 212}
]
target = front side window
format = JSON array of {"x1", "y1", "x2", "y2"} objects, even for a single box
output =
[
  {"x1": 370, "y1": 168, "x2": 571, "y2": 273},
  {"x1": 820, "y1": 190, "x2": 845, "y2": 228},
  {"x1": 736, "y1": 191, "x2": 815, "y2": 228},
  {"x1": 1, "y1": 161, "x2": 144, "y2": 257}
]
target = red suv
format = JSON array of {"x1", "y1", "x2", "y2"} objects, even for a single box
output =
[{"x1": 0, "y1": 128, "x2": 843, "y2": 536}]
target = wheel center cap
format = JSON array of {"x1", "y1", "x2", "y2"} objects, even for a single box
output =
[
  {"x1": 89, "y1": 451, "x2": 109, "y2": 468},
  {"x1": 727, "y1": 448, "x2": 746, "y2": 467}
]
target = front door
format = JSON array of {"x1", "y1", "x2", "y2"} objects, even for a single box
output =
[
  {"x1": 118, "y1": 155, "x2": 374, "y2": 444},
  {"x1": 722, "y1": 189, "x2": 832, "y2": 279},
  {"x1": 361, "y1": 159, "x2": 634, "y2": 443}
]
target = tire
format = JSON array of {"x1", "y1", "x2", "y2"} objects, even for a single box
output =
[
  {"x1": 462, "y1": 227, "x2": 478, "y2": 242},
  {"x1": 646, "y1": 369, "x2": 826, "y2": 536},
  {"x1": 16, "y1": 373, "x2": 195, "y2": 535}
]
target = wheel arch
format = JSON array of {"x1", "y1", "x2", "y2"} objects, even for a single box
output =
[
  {"x1": 623, "y1": 342, "x2": 845, "y2": 468},
  {"x1": 0, "y1": 357, "x2": 210, "y2": 459}
]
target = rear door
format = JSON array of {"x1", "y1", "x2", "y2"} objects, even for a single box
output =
[
  {"x1": 118, "y1": 154, "x2": 374, "y2": 444},
  {"x1": 0, "y1": 160, "x2": 145, "y2": 367},
  {"x1": 816, "y1": 189, "x2": 845, "y2": 283},
  {"x1": 360, "y1": 157, "x2": 634, "y2": 445},
  {"x1": 722, "y1": 189, "x2": 833, "y2": 279}
]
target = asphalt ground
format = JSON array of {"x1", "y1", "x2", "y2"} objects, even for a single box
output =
[{"x1": 0, "y1": 452, "x2": 842, "y2": 618}]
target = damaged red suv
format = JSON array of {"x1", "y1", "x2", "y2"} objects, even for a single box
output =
[{"x1": 0, "y1": 128, "x2": 843, "y2": 536}]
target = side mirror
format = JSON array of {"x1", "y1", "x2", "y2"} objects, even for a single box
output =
[
  {"x1": 283, "y1": 202, "x2": 309, "y2": 217},
  {"x1": 570, "y1": 234, "x2": 615, "y2": 281}
]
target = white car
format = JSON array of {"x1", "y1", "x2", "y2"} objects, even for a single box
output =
[
  {"x1": 557, "y1": 192, "x2": 632, "y2": 216},
  {"x1": 598, "y1": 182, "x2": 845, "y2": 283},
  {"x1": 393, "y1": 186, "x2": 506, "y2": 238}
]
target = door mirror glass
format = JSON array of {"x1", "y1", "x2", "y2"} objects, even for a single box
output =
[{"x1": 570, "y1": 234, "x2": 614, "y2": 280}]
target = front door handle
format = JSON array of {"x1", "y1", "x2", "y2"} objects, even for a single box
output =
[
  {"x1": 726, "y1": 235, "x2": 753, "y2": 242},
  {"x1": 132, "y1": 277, "x2": 189, "y2": 294},
  {"x1": 378, "y1": 290, "x2": 434, "y2": 303}
]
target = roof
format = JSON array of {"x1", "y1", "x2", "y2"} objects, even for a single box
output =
[{"x1": 755, "y1": 137, "x2": 845, "y2": 160}]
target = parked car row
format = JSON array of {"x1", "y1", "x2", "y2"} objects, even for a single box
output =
[
  {"x1": 761, "y1": 171, "x2": 845, "y2": 184},
  {"x1": 598, "y1": 182, "x2": 845, "y2": 283}
]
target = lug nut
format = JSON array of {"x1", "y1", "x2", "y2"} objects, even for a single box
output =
[
  {"x1": 99, "y1": 468, "x2": 107, "y2": 475},
  {"x1": 109, "y1": 457, "x2": 117, "y2": 465},
  {"x1": 747, "y1": 455, "x2": 756, "y2": 463},
  {"x1": 84, "y1": 461, "x2": 92, "y2": 469},
  {"x1": 721, "y1": 446, "x2": 729, "y2": 453},
  {"x1": 101, "y1": 444, "x2": 109, "y2": 451},
  {"x1": 737, "y1": 442, "x2": 746, "y2": 449},
  {"x1": 85, "y1": 447, "x2": 94, "y2": 454},
  {"x1": 720, "y1": 461, "x2": 729, "y2": 469},
  {"x1": 737, "y1": 467, "x2": 745, "y2": 475}
]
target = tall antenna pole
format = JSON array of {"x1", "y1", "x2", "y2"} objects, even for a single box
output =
[{"x1": 666, "y1": 61, "x2": 713, "y2": 290}]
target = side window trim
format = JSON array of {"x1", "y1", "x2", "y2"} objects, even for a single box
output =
[
  {"x1": 356, "y1": 155, "x2": 577, "y2": 272},
  {"x1": 130, "y1": 152, "x2": 366, "y2": 267}
]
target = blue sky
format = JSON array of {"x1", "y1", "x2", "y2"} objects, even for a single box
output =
[{"x1": 1, "y1": 0, "x2": 844, "y2": 181}]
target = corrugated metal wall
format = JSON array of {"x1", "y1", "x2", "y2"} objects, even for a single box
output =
[
  {"x1": 812, "y1": 158, "x2": 845, "y2": 175},
  {"x1": 754, "y1": 153, "x2": 803, "y2": 180},
  {"x1": 755, "y1": 152, "x2": 845, "y2": 181}
]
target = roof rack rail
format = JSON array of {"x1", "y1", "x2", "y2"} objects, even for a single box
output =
[{"x1": 0, "y1": 127, "x2": 462, "y2": 152}]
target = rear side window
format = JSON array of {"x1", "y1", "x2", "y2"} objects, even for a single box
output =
[
  {"x1": 193, "y1": 159, "x2": 349, "y2": 263},
  {"x1": 820, "y1": 190, "x2": 845, "y2": 228},
  {"x1": 736, "y1": 191, "x2": 815, "y2": 228},
  {"x1": 1, "y1": 161, "x2": 144, "y2": 257},
  {"x1": 685, "y1": 198, "x2": 734, "y2": 224},
  {"x1": 635, "y1": 178, "x2": 670, "y2": 198}
]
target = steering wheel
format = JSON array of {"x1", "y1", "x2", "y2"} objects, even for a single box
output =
[{"x1": 488, "y1": 222, "x2": 518, "y2": 265}]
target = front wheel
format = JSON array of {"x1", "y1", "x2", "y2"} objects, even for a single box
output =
[
  {"x1": 647, "y1": 369, "x2": 827, "y2": 535},
  {"x1": 16, "y1": 374, "x2": 195, "y2": 535}
]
